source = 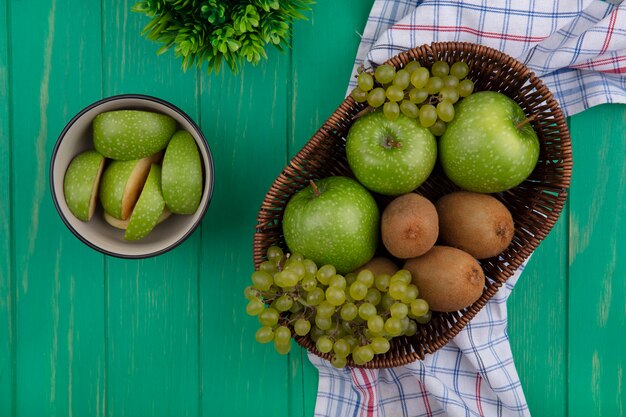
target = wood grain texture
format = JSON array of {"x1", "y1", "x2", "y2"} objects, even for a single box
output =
[{"x1": 9, "y1": 1, "x2": 107, "y2": 416}]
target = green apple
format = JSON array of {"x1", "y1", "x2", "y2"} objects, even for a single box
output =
[
  {"x1": 63, "y1": 149, "x2": 105, "y2": 221},
  {"x1": 104, "y1": 207, "x2": 171, "y2": 230},
  {"x1": 93, "y1": 110, "x2": 176, "y2": 160},
  {"x1": 346, "y1": 110, "x2": 437, "y2": 196},
  {"x1": 124, "y1": 164, "x2": 166, "y2": 241},
  {"x1": 98, "y1": 152, "x2": 162, "y2": 220},
  {"x1": 439, "y1": 91, "x2": 540, "y2": 193},
  {"x1": 282, "y1": 176, "x2": 379, "y2": 274},
  {"x1": 161, "y1": 130, "x2": 203, "y2": 214}
]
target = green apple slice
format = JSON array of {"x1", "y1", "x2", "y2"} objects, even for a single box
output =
[
  {"x1": 93, "y1": 110, "x2": 176, "y2": 160},
  {"x1": 161, "y1": 130, "x2": 203, "y2": 214},
  {"x1": 99, "y1": 152, "x2": 162, "y2": 220},
  {"x1": 104, "y1": 207, "x2": 171, "y2": 230},
  {"x1": 124, "y1": 164, "x2": 165, "y2": 241},
  {"x1": 63, "y1": 149, "x2": 106, "y2": 221}
]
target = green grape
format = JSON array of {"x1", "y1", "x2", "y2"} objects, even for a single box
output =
[
  {"x1": 393, "y1": 69, "x2": 411, "y2": 90},
  {"x1": 244, "y1": 285, "x2": 260, "y2": 300},
  {"x1": 374, "y1": 274, "x2": 391, "y2": 292},
  {"x1": 404, "y1": 60, "x2": 421, "y2": 73},
  {"x1": 294, "y1": 318, "x2": 311, "y2": 336},
  {"x1": 402, "y1": 284, "x2": 419, "y2": 303},
  {"x1": 275, "y1": 326, "x2": 291, "y2": 344},
  {"x1": 301, "y1": 274, "x2": 317, "y2": 291},
  {"x1": 390, "y1": 302, "x2": 409, "y2": 319},
  {"x1": 329, "y1": 274, "x2": 346, "y2": 289},
  {"x1": 349, "y1": 281, "x2": 368, "y2": 300},
  {"x1": 251, "y1": 270, "x2": 273, "y2": 291},
  {"x1": 255, "y1": 326, "x2": 274, "y2": 344},
  {"x1": 353, "y1": 345, "x2": 375, "y2": 364},
  {"x1": 371, "y1": 336, "x2": 391, "y2": 354},
  {"x1": 290, "y1": 301, "x2": 303, "y2": 313},
  {"x1": 315, "y1": 316, "x2": 333, "y2": 330},
  {"x1": 400, "y1": 100, "x2": 419, "y2": 118},
  {"x1": 344, "y1": 336, "x2": 359, "y2": 351},
  {"x1": 409, "y1": 88, "x2": 428, "y2": 104},
  {"x1": 364, "y1": 288, "x2": 382, "y2": 306},
  {"x1": 345, "y1": 273, "x2": 357, "y2": 286},
  {"x1": 374, "y1": 64, "x2": 396, "y2": 84},
  {"x1": 429, "y1": 119, "x2": 447, "y2": 137},
  {"x1": 333, "y1": 338, "x2": 351, "y2": 358},
  {"x1": 391, "y1": 270, "x2": 412, "y2": 284},
  {"x1": 275, "y1": 270, "x2": 300, "y2": 288},
  {"x1": 442, "y1": 75, "x2": 459, "y2": 88},
  {"x1": 356, "y1": 269, "x2": 375, "y2": 288},
  {"x1": 290, "y1": 253, "x2": 304, "y2": 262},
  {"x1": 404, "y1": 320, "x2": 418, "y2": 336},
  {"x1": 275, "y1": 295, "x2": 293, "y2": 312},
  {"x1": 303, "y1": 259, "x2": 318, "y2": 275},
  {"x1": 310, "y1": 326, "x2": 325, "y2": 342},
  {"x1": 385, "y1": 85, "x2": 405, "y2": 102},
  {"x1": 415, "y1": 311, "x2": 432, "y2": 324},
  {"x1": 388, "y1": 281, "x2": 408, "y2": 300},
  {"x1": 425, "y1": 77, "x2": 443, "y2": 95},
  {"x1": 367, "y1": 87, "x2": 386, "y2": 108},
  {"x1": 317, "y1": 301, "x2": 336, "y2": 318},
  {"x1": 384, "y1": 317, "x2": 403, "y2": 336},
  {"x1": 350, "y1": 87, "x2": 368, "y2": 103},
  {"x1": 358, "y1": 302, "x2": 377, "y2": 320},
  {"x1": 341, "y1": 320, "x2": 355, "y2": 336},
  {"x1": 331, "y1": 355, "x2": 348, "y2": 369},
  {"x1": 410, "y1": 67, "x2": 430, "y2": 88},
  {"x1": 357, "y1": 72, "x2": 374, "y2": 91},
  {"x1": 436, "y1": 101, "x2": 455, "y2": 122},
  {"x1": 317, "y1": 264, "x2": 336, "y2": 285},
  {"x1": 267, "y1": 246, "x2": 284, "y2": 261},
  {"x1": 383, "y1": 102, "x2": 400, "y2": 121},
  {"x1": 418, "y1": 104, "x2": 437, "y2": 128},
  {"x1": 259, "y1": 308, "x2": 279, "y2": 326},
  {"x1": 431, "y1": 61, "x2": 450, "y2": 77},
  {"x1": 316, "y1": 335, "x2": 334, "y2": 353},
  {"x1": 340, "y1": 302, "x2": 358, "y2": 321},
  {"x1": 381, "y1": 293, "x2": 395, "y2": 310},
  {"x1": 458, "y1": 79, "x2": 475, "y2": 97},
  {"x1": 285, "y1": 260, "x2": 305, "y2": 278},
  {"x1": 325, "y1": 286, "x2": 346, "y2": 306},
  {"x1": 410, "y1": 299, "x2": 429, "y2": 317},
  {"x1": 450, "y1": 61, "x2": 470, "y2": 79},
  {"x1": 306, "y1": 287, "x2": 325, "y2": 306},
  {"x1": 259, "y1": 260, "x2": 277, "y2": 273},
  {"x1": 246, "y1": 298, "x2": 265, "y2": 316},
  {"x1": 367, "y1": 315, "x2": 384, "y2": 334},
  {"x1": 440, "y1": 86, "x2": 460, "y2": 104},
  {"x1": 274, "y1": 339, "x2": 291, "y2": 355},
  {"x1": 400, "y1": 317, "x2": 411, "y2": 332}
]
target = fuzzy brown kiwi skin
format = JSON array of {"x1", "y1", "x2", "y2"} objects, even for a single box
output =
[
  {"x1": 381, "y1": 193, "x2": 439, "y2": 259},
  {"x1": 435, "y1": 191, "x2": 514, "y2": 259},
  {"x1": 354, "y1": 256, "x2": 399, "y2": 276},
  {"x1": 404, "y1": 246, "x2": 485, "y2": 312}
]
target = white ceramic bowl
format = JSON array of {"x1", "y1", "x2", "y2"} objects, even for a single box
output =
[{"x1": 50, "y1": 94, "x2": 214, "y2": 258}]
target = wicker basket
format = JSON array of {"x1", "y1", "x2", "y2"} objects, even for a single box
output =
[{"x1": 253, "y1": 42, "x2": 573, "y2": 368}]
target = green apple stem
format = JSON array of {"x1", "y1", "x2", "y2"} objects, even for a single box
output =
[
  {"x1": 309, "y1": 179, "x2": 321, "y2": 197},
  {"x1": 516, "y1": 113, "x2": 537, "y2": 129},
  {"x1": 385, "y1": 135, "x2": 402, "y2": 149}
]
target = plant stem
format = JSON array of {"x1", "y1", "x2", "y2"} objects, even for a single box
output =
[
  {"x1": 385, "y1": 135, "x2": 402, "y2": 148},
  {"x1": 516, "y1": 113, "x2": 537, "y2": 129},
  {"x1": 309, "y1": 179, "x2": 321, "y2": 197}
]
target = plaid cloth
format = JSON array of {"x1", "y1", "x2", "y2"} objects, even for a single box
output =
[{"x1": 311, "y1": 1, "x2": 626, "y2": 416}]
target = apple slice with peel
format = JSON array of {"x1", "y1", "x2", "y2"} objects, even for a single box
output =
[
  {"x1": 161, "y1": 130, "x2": 203, "y2": 214},
  {"x1": 99, "y1": 152, "x2": 162, "y2": 220},
  {"x1": 63, "y1": 149, "x2": 106, "y2": 221},
  {"x1": 124, "y1": 164, "x2": 166, "y2": 241},
  {"x1": 93, "y1": 110, "x2": 176, "y2": 160},
  {"x1": 104, "y1": 207, "x2": 171, "y2": 230}
]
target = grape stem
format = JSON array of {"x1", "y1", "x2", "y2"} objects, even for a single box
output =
[
  {"x1": 516, "y1": 113, "x2": 537, "y2": 129},
  {"x1": 309, "y1": 180, "x2": 321, "y2": 197}
]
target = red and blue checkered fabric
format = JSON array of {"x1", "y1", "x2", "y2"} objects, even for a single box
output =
[{"x1": 312, "y1": 1, "x2": 626, "y2": 416}]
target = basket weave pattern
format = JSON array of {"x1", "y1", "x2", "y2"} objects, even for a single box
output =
[{"x1": 254, "y1": 42, "x2": 573, "y2": 368}]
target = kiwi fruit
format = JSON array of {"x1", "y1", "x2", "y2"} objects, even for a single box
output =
[
  {"x1": 435, "y1": 191, "x2": 514, "y2": 259},
  {"x1": 404, "y1": 246, "x2": 485, "y2": 312},
  {"x1": 354, "y1": 257, "x2": 399, "y2": 276},
  {"x1": 381, "y1": 193, "x2": 438, "y2": 259}
]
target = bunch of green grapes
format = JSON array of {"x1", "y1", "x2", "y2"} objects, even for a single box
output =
[
  {"x1": 244, "y1": 246, "x2": 431, "y2": 368},
  {"x1": 350, "y1": 60, "x2": 475, "y2": 136}
]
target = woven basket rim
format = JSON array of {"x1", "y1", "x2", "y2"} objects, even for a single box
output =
[{"x1": 253, "y1": 41, "x2": 573, "y2": 368}]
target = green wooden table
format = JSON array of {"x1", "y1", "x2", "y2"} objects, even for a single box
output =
[{"x1": 1, "y1": 1, "x2": 624, "y2": 416}]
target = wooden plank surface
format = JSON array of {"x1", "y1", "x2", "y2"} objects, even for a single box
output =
[{"x1": 0, "y1": 0, "x2": 625, "y2": 416}]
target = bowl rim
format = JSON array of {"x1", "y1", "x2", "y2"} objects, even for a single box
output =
[{"x1": 49, "y1": 93, "x2": 215, "y2": 259}]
